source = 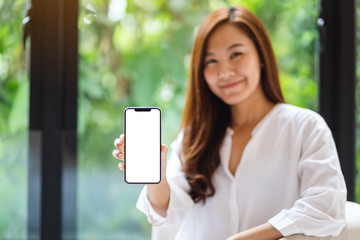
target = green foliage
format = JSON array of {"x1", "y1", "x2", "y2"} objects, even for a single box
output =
[
  {"x1": 0, "y1": 0, "x2": 28, "y2": 239},
  {"x1": 77, "y1": 0, "x2": 322, "y2": 238}
]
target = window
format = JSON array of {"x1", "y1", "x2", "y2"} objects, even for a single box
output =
[
  {"x1": 0, "y1": 0, "x2": 357, "y2": 239},
  {"x1": 77, "y1": 0, "x2": 321, "y2": 238}
]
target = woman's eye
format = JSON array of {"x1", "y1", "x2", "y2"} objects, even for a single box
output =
[
  {"x1": 230, "y1": 52, "x2": 242, "y2": 59},
  {"x1": 205, "y1": 59, "x2": 217, "y2": 65}
]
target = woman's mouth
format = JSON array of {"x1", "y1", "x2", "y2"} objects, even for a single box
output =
[{"x1": 220, "y1": 79, "x2": 244, "y2": 88}]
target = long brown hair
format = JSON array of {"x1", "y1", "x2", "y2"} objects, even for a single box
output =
[{"x1": 180, "y1": 6, "x2": 285, "y2": 203}]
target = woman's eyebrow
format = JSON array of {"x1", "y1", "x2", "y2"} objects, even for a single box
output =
[
  {"x1": 205, "y1": 43, "x2": 244, "y2": 56},
  {"x1": 204, "y1": 52, "x2": 215, "y2": 56},
  {"x1": 227, "y1": 43, "x2": 244, "y2": 51}
]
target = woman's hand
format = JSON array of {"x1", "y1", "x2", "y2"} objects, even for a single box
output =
[
  {"x1": 112, "y1": 134, "x2": 168, "y2": 176},
  {"x1": 112, "y1": 134, "x2": 171, "y2": 217},
  {"x1": 112, "y1": 134, "x2": 125, "y2": 171},
  {"x1": 226, "y1": 223, "x2": 283, "y2": 240}
]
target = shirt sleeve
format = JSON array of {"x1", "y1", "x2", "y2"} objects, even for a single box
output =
[
  {"x1": 268, "y1": 113, "x2": 347, "y2": 237},
  {"x1": 136, "y1": 131, "x2": 194, "y2": 226}
]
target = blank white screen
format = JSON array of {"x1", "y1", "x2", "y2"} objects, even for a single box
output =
[{"x1": 125, "y1": 108, "x2": 161, "y2": 183}]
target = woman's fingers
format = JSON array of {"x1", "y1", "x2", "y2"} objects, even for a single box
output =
[
  {"x1": 114, "y1": 135, "x2": 165, "y2": 173},
  {"x1": 114, "y1": 138, "x2": 123, "y2": 151},
  {"x1": 114, "y1": 138, "x2": 120, "y2": 148},
  {"x1": 114, "y1": 149, "x2": 124, "y2": 171},
  {"x1": 160, "y1": 144, "x2": 168, "y2": 174},
  {"x1": 113, "y1": 134, "x2": 125, "y2": 172},
  {"x1": 161, "y1": 144, "x2": 168, "y2": 158},
  {"x1": 112, "y1": 149, "x2": 124, "y2": 161},
  {"x1": 114, "y1": 134, "x2": 125, "y2": 154},
  {"x1": 118, "y1": 161, "x2": 124, "y2": 171}
]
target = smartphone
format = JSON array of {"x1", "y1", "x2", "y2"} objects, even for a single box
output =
[{"x1": 124, "y1": 107, "x2": 161, "y2": 184}]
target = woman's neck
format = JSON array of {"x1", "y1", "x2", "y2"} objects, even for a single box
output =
[{"x1": 229, "y1": 89, "x2": 275, "y2": 130}]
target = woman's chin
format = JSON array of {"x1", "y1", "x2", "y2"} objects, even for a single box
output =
[{"x1": 222, "y1": 98, "x2": 245, "y2": 106}]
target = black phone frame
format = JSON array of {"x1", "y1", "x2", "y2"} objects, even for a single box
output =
[{"x1": 123, "y1": 107, "x2": 162, "y2": 184}]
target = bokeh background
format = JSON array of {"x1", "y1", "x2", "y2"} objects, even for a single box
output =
[{"x1": 1, "y1": 0, "x2": 359, "y2": 239}]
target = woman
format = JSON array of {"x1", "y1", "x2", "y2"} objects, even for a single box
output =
[{"x1": 113, "y1": 6, "x2": 347, "y2": 240}]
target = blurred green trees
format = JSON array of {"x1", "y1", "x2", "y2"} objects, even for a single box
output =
[
  {"x1": 0, "y1": 0, "x2": 28, "y2": 239},
  {"x1": 78, "y1": 0, "x2": 320, "y2": 147},
  {"x1": 1, "y1": 0, "x2": 359, "y2": 239}
]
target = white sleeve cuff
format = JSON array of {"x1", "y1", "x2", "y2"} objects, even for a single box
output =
[
  {"x1": 268, "y1": 210, "x2": 301, "y2": 237},
  {"x1": 136, "y1": 180, "x2": 194, "y2": 227},
  {"x1": 136, "y1": 186, "x2": 166, "y2": 226}
]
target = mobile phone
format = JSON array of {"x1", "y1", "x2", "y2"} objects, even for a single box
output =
[{"x1": 124, "y1": 107, "x2": 161, "y2": 184}]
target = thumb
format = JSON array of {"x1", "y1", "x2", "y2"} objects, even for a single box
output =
[
  {"x1": 161, "y1": 144, "x2": 168, "y2": 161},
  {"x1": 160, "y1": 144, "x2": 168, "y2": 179}
]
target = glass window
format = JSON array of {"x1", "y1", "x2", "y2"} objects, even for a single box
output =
[
  {"x1": 0, "y1": 0, "x2": 29, "y2": 239},
  {"x1": 77, "y1": 0, "x2": 321, "y2": 238},
  {"x1": 1, "y1": 0, "x2": 357, "y2": 239}
]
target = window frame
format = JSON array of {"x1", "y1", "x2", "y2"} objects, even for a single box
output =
[
  {"x1": 318, "y1": 0, "x2": 356, "y2": 201},
  {"x1": 28, "y1": 0, "x2": 78, "y2": 239}
]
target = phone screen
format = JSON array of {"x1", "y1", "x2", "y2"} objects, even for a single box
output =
[{"x1": 124, "y1": 107, "x2": 161, "y2": 184}]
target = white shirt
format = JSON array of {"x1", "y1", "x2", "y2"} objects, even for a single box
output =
[{"x1": 136, "y1": 103, "x2": 347, "y2": 240}]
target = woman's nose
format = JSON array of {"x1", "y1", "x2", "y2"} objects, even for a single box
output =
[{"x1": 218, "y1": 61, "x2": 235, "y2": 80}]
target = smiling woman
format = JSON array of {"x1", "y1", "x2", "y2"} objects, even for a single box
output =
[
  {"x1": 114, "y1": 5, "x2": 348, "y2": 240},
  {"x1": 203, "y1": 24, "x2": 263, "y2": 106}
]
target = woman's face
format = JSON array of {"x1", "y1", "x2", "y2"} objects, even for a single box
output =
[{"x1": 203, "y1": 23, "x2": 263, "y2": 106}]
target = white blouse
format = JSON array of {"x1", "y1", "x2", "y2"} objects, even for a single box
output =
[{"x1": 136, "y1": 103, "x2": 347, "y2": 240}]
